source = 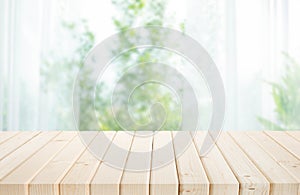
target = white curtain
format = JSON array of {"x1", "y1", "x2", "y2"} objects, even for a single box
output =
[
  {"x1": 0, "y1": 0, "x2": 299, "y2": 130},
  {"x1": 0, "y1": 0, "x2": 47, "y2": 130},
  {"x1": 185, "y1": 0, "x2": 300, "y2": 130},
  {"x1": 0, "y1": 0, "x2": 74, "y2": 130}
]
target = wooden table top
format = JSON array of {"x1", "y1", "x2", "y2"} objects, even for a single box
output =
[{"x1": 0, "y1": 131, "x2": 299, "y2": 195}]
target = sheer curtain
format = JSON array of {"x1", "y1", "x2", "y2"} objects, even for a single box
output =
[
  {"x1": 0, "y1": 0, "x2": 47, "y2": 130},
  {"x1": 186, "y1": 0, "x2": 300, "y2": 130},
  {"x1": 0, "y1": 0, "x2": 114, "y2": 130},
  {"x1": 0, "y1": 0, "x2": 299, "y2": 130},
  {"x1": 0, "y1": 0, "x2": 79, "y2": 130}
]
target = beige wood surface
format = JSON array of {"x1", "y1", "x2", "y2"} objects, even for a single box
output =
[
  {"x1": 230, "y1": 132, "x2": 298, "y2": 194},
  {"x1": 193, "y1": 132, "x2": 239, "y2": 195},
  {"x1": 172, "y1": 131, "x2": 209, "y2": 195},
  {"x1": 0, "y1": 131, "x2": 40, "y2": 160},
  {"x1": 29, "y1": 131, "x2": 98, "y2": 195},
  {"x1": 286, "y1": 131, "x2": 300, "y2": 142},
  {"x1": 91, "y1": 131, "x2": 134, "y2": 195},
  {"x1": 120, "y1": 132, "x2": 153, "y2": 195},
  {"x1": 0, "y1": 132, "x2": 76, "y2": 195},
  {"x1": 246, "y1": 132, "x2": 300, "y2": 194},
  {"x1": 60, "y1": 132, "x2": 115, "y2": 195},
  {"x1": 216, "y1": 132, "x2": 270, "y2": 195},
  {"x1": 0, "y1": 131, "x2": 299, "y2": 195},
  {"x1": 265, "y1": 131, "x2": 300, "y2": 159},
  {"x1": 150, "y1": 131, "x2": 178, "y2": 195},
  {"x1": 0, "y1": 131, "x2": 19, "y2": 145},
  {"x1": 0, "y1": 131, "x2": 58, "y2": 181}
]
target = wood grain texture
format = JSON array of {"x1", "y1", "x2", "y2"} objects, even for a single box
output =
[
  {"x1": 265, "y1": 131, "x2": 300, "y2": 159},
  {"x1": 0, "y1": 131, "x2": 40, "y2": 160},
  {"x1": 0, "y1": 131, "x2": 19, "y2": 145},
  {"x1": 286, "y1": 131, "x2": 300, "y2": 142},
  {"x1": 150, "y1": 131, "x2": 178, "y2": 195},
  {"x1": 29, "y1": 131, "x2": 98, "y2": 195},
  {"x1": 91, "y1": 131, "x2": 134, "y2": 195},
  {"x1": 0, "y1": 132, "x2": 76, "y2": 195},
  {"x1": 172, "y1": 131, "x2": 209, "y2": 195},
  {"x1": 193, "y1": 132, "x2": 239, "y2": 195},
  {"x1": 246, "y1": 132, "x2": 300, "y2": 194},
  {"x1": 60, "y1": 132, "x2": 116, "y2": 195},
  {"x1": 120, "y1": 132, "x2": 153, "y2": 195},
  {"x1": 216, "y1": 132, "x2": 270, "y2": 195},
  {"x1": 230, "y1": 132, "x2": 298, "y2": 195},
  {"x1": 0, "y1": 131, "x2": 299, "y2": 195},
  {"x1": 0, "y1": 132, "x2": 58, "y2": 181}
]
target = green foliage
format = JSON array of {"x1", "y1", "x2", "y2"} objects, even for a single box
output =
[
  {"x1": 41, "y1": 19, "x2": 95, "y2": 129},
  {"x1": 258, "y1": 54, "x2": 300, "y2": 130},
  {"x1": 96, "y1": 0, "x2": 184, "y2": 130},
  {"x1": 41, "y1": 0, "x2": 184, "y2": 130}
]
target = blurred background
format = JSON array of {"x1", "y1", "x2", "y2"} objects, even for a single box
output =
[{"x1": 0, "y1": 0, "x2": 299, "y2": 131}]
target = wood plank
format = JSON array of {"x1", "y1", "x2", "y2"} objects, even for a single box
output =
[
  {"x1": 286, "y1": 131, "x2": 300, "y2": 142},
  {"x1": 120, "y1": 132, "x2": 153, "y2": 195},
  {"x1": 193, "y1": 131, "x2": 239, "y2": 195},
  {"x1": 150, "y1": 131, "x2": 178, "y2": 195},
  {"x1": 230, "y1": 132, "x2": 299, "y2": 195},
  {"x1": 0, "y1": 131, "x2": 298, "y2": 195},
  {"x1": 0, "y1": 131, "x2": 19, "y2": 145},
  {"x1": 246, "y1": 132, "x2": 300, "y2": 194},
  {"x1": 0, "y1": 131, "x2": 59, "y2": 180},
  {"x1": 216, "y1": 132, "x2": 270, "y2": 195},
  {"x1": 60, "y1": 132, "x2": 116, "y2": 195},
  {"x1": 91, "y1": 131, "x2": 134, "y2": 195},
  {"x1": 172, "y1": 131, "x2": 209, "y2": 195},
  {"x1": 265, "y1": 131, "x2": 300, "y2": 159},
  {"x1": 29, "y1": 131, "x2": 97, "y2": 195},
  {"x1": 0, "y1": 132, "x2": 76, "y2": 195},
  {"x1": 0, "y1": 131, "x2": 40, "y2": 160}
]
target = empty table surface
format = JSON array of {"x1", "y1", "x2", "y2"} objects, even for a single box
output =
[{"x1": 0, "y1": 131, "x2": 299, "y2": 195}]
